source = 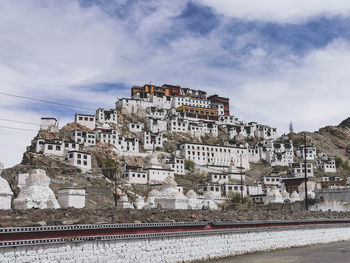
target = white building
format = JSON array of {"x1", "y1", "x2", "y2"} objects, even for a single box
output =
[
  {"x1": 197, "y1": 183, "x2": 222, "y2": 196},
  {"x1": 167, "y1": 117, "x2": 189, "y2": 133},
  {"x1": 290, "y1": 162, "x2": 314, "y2": 178},
  {"x1": 217, "y1": 115, "x2": 239, "y2": 126},
  {"x1": 247, "y1": 184, "x2": 264, "y2": 196},
  {"x1": 121, "y1": 164, "x2": 148, "y2": 184},
  {"x1": 35, "y1": 139, "x2": 65, "y2": 156},
  {"x1": 261, "y1": 175, "x2": 282, "y2": 186},
  {"x1": 128, "y1": 123, "x2": 144, "y2": 133},
  {"x1": 296, "y1": 145, "x2": 317, "y2": 161},
  {"x1": 70, "y1": 130, "x2": 96, "y2": 146},
  {"x1": 316, "y1": 153, "x2": 337, "y2": 173},
  {"x1": 116, "y1": 98, "x2": 152, "y2": 115},
  {"x1": 248, "y1": 146, "x2": 261, "y2": 163},
  {"x1": 265, "y1": 140, "x2": 294, "y2": 166},
  {"x1": 96, "y1": 129, "x2": 139, "y2": 153},
  {"x1": 65, "y1": 151, "x2": 91, "y2": 172},
  {"x1": 145, "y1": 166, "x2": 174, "y2": 183},
  {"x1": 57, "y1": 188, "x2": 86, "y2": 209},
  {"x1": 254, "y1": 124, "x2": 278, "y2": 140},
  {"x1": 147, "y1": 107, "x2": 168, "y2": 120},
  {"x1": 163, "y1": 157, "x2": 185, "y2": 175},
  {"x1": 179, "y1": 143, "x2": 250, "y2": 171},
  {"x1": 146, "y1": 117, "x2": 167, "y2": 133},
  {"x1": 171, "y1": 96, "x2": 211, "y2": 109},
  {"x1": 75, "y1": 113, "x2": 96, "y2": 130},
  {"x1": 222, "y1": 183, "x2": 247, "y2": 197},
  {"x1": 210, "y1": 172, "x2": 245, "y2": 183},
  {"x1": 40, "y1": 117, "x2": 58, "y2": 132},
  {"x1": 188, "y1": 121, "x2": 218, "y2": 137},
  {"x1": 141, "y1": 132, "x2": 165, "y2": 151},
  {"x1": 96, "y1": 108, "x2": 117, "y2": 126}
]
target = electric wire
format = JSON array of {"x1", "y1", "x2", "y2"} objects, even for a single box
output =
[
  {"x1": 0, "y1": 91, "x2": 96, "y2": 111},
  {"x1": 0, "y1": 118, "x2": 40, "y2": 126}
]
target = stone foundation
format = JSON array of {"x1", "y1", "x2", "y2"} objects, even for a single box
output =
[{"x1": 1, "y1": 225, "x2": 350, "y2": 262}]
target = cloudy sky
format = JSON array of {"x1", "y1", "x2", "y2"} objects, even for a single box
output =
[{"x1": 1, "y1": 0, "x2": 350, "y2": 167}]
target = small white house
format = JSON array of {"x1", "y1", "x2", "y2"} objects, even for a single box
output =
[
  {"x1": 290, "y1": 162, "x2": 314, "y2": 178},
  {"x1": 145, "y1": 164, "x2": 174, "y2": 183},
  {"x1": 40, "y1": 117, "x2": 58, "y2": 132},
  {"x1": 35, "y1": 139, "x2": 65, "y2": 156},
  {"x1": 261, "y1": 175, "x2": 282, "y2": 186},
  {"x1": 197, "y1": 183, "x2": 222, "y2": 196},
  {"x1": 65, "y1": 151, "x2": 91, "y2": 172},
  {"x1": 222, "y1": 183, "x2": 247, "y2": 197},
  {"x1": 96, "y1": 108, "x2": 117, "y2": 126},
  {"x1": 57, "y1": 188, "x2": 86, "y2": 208},
  {"x1": 121, "y1": 164, "x2": 148, "y2": 184},
  {"x1": 75, "y1": 113, "x2": 96, "y2": 130},
  {"x1": 316, "y1": 153, "x2": 337, "y2": 173},
  {"x1": 296, "y1": 145, "x2": 317, "y2": 161}
]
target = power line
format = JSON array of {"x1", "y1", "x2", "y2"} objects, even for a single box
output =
[
  {"x1": 0, "y1": 118, "x2": 40, "y2": 126},
  {"x1": 0, "y1": 91, "x2": 95, "y2": 112},
  {"x1": 0, "y1": 125, "x2": 38, "y2": 132}
]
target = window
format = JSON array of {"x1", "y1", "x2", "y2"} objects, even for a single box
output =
[
  {"x1": 77, "y1": 160, "x2": 81, "y2": 165},
  {"x1": 48, "y1": 145, "x2": 53, "y2": 150},
  {"x1": 56, "y1": 146, "x2": 61, "y2": 151}
]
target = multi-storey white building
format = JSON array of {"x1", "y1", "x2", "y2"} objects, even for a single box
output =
[
  {"x1": 96, "y1": 129, "x2": 139, "y2": 153},
  {"x1": 171, "y1": 96, "x2": 211, "y2": 109},
  {"x1": 141, "y1": 132, "x2": 165, "y2": 151},
  {"x1": 65, "y1": 151, "x2": 91, "y2": 172},
  {"x1": 145, "y1": 166, "x2": 174, "y2": 183},
  {"x1": 179, "y1": 143, "x2": 250, "y2": 171},
  {"x1": 75, "y1": 113, "x2": 96, "y2": 130},
  {"x1": 96, "y1": 108, "x2": 118, "y2": 127},
  {"x1": 265, "y1": 140, "x2": 294, "y2": 166},
  {"x1": 316, "y1": 153, "x2": 336, "y2": 173},
  {"x1": 70, "y1": 130, "x2": 96, "y2": 146},
  {"x1": 254, "y1": 124, "x2": 278, "y2": 140},
  {"x1": 128, "y1": 123, "x2": 144, "y2": 133},
  {"x1": 188, "y1": 121, "x2": 218, "y2": 137},
  {"x1": 163, "y1": 157, "x2": 185, "y2": 175},
  {"x1": 146, "y1": 117, "x2": 167, "y2": 133},
  {"x1": 167, "y1": 117, "x2": 189, "y2": 133},
  {"x1": 121, "y1": 164, "x2": 148, "y2": 184},
  {"x1": 290, "y1": 162, "x2": 314, "y2": 178},
  {"x1": 146, "y1": 107, "x2": 168, "y2": 120},
  {"x1": 296, "y1": 145, "x2": 317, "y2": 161},
  {"x1": 248, "y1": 146, "x2": 261, "y2": 163}
]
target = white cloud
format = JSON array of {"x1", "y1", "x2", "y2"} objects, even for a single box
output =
[
  {"x1": 231, "y1": 40, "x2": 350, "y2": 134},
  {"x1": 1, "y1": 0, "x2": 350, "y2": 167},
  {"x1": 197, "y1": 0, "x2": 350, "y2": 23}
]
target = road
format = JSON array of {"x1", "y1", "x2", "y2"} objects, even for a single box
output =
[{"x1": 209, "y1": 240, "x2": 350, "y2": 263}]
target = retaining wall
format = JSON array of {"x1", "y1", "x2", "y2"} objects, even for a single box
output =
[{"x1": 1, "y1": 224, "x2": 350, "y2": 262}]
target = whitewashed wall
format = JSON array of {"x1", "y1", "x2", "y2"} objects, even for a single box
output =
[{"x1": 1, "y1": 226, "x2": 350, "y2": 262}]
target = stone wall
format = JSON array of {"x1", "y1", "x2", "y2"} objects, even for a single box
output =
[{"x1": 1, "y1": 225, "x2": 350, "y2": 262}]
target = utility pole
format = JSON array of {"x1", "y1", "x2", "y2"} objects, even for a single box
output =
[
  {"x1": 304, "y1": 133, "x2": 309, "y2": 210},
  {"x1": 114, "y1": 166, "x2": 118, "y2": 206},
  {"x1": 238, "y1": 154, "x2": 244, "y2": 205}
]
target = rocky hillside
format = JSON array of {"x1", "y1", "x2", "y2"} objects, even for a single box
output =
[{"x1": 289, "y1": 117, "x2": 350, "y2": 176}]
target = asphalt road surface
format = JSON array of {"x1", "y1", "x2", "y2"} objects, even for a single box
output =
[{"x1": 209, "y1": 241, "x2": 350, "y2": 263}]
